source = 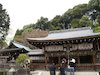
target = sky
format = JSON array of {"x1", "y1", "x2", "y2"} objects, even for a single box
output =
[{"x1": 0, "y1": 0, "x2": 90, "y2": 44}]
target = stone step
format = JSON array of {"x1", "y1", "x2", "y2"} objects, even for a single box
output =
[
  {"x1": 42, "y1": 71, "x2": 99, "y2": 75},
  {"x1": 31, "y1": 71, "x2": 99, "y2": 75},
  {"x1": 67, "y1": 72, "x2": 99, "y2": 75},
  {"x1": 30, "y1": 71, "x2": 42, "y2": 75}
]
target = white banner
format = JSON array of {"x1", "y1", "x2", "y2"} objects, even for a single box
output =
[{"x1": 45, "y1": 45, "x2": 63, "y2": 52}]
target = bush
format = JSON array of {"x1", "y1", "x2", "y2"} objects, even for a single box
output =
[{"x1": 16, "y1": 54, "x2": 29, "y2": 65}]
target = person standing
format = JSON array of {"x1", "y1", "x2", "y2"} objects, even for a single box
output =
[
  {"x1": 49, "y1": 63, "x2": 56, "y2": 75},
  {"x1": 59, "y1": 61, "x2": 66, "y2": 75},
  {"x1": 71, "y1": 58, "x2": 76, "y2": 71},
  {"x1": 69, "y1": 58, "x2": 75, "y2": 75}
]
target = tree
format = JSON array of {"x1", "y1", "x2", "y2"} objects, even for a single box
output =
[
  {"x1": 60, "y1": 9, "x2": 73, "y2": 29},
  {"x1": 22, "y1": 28, "x2": 33, "y2": 34},
  {"x1": 0, "y1": 4, "x2": 10, "y2": 44},
  {"x1": 79, "y1": 16, "x2": 93, "y2": 27},
  {"x1": 96, "y1": 15, "x2": 100, "y2": 24},
  {"x1": 16, "y1": 54, "x2": 30, "y2": 65},
  {"x1": 36, "y1": 17, "x2": 49, "y2": 30},
  {"x1": 72, "y1": 4, "x2": 88, "y2": 19},
  {"x1": 60, "y1": 4, "x2": 88, "y2": 29},
  {"x1": 15, "y1": 29, "x2": 23, "y2": 35},
  {"x1": 50, "y1": 15, "x2": 61, "y2": 27},
  {"x1": 71, "y1": 19, "x2": 80, "y2": 28},
  {"x1": 93, "y1": 21, "x2": 100, "y2": 32},
  {"x1": 93, "y1": 26, "x2": 100, "y2": 32},
  {"x1": 16, "y1": 54, "x2": 32, "y2": 70},
  {"x1": 23, "y1": 24, "x2": 36, "y2": 30},
  {"x1": 0, "y1": 41, "x2": 8, "y2": 49},
  {"x1": 88, "y1": 0, "x2": 100, "y2": 9}
]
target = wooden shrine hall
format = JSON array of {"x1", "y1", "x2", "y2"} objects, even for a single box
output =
[
  {"x1": 27, "y1": 27, "x2": 100, "y2": 71},
  {"x1": 0, "y1": 41, "x2": 45, "y2": 70},
  {"x1": 0, "y1": 41, "x2": 31, "y2": 61}
]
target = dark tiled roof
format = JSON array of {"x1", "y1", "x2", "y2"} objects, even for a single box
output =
[
  {"x1": 0, "y1": 48, "x2": 22, "y2": 52},
  {"x1": 27, "y1": 27, "x2": 100, "y2": 41}
]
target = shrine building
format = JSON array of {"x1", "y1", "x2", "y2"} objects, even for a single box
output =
[
  {"x1": 27, "y1": 27, "x2": 100, "y2": 71},
  {"x1": 0, "y1": 41, "x2": 45, "y2": 70}
]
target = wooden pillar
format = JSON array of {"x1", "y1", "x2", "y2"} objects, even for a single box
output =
[
  {"x1": 92, "y1": 53, "x2": 96, "y2": 70},
  {"x1": 67, "y1": 51, "x2": 70, "y2": 61},
  {"x1": 45, "y1": 54, "x2": 48, "y2": 70},
  {"x1": 97, "y1": 42, "x2": 99, "y2": 50},
  {"x1": 78, "y1": 55, "x2": 80, "y2": 64},
  {"x1": 92, "y1": 54, "x2": 96, "y2": 64},
  {"x1": 45, "y1": 54, "x2": 47, "y2": 65},
  {"x1": 58, "y1": 56, "x2": 61, "y2": 65}
]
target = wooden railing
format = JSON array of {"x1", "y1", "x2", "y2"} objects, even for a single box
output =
[
  {"x1": 30, "y1": 63, "x2": 46, "y2": 70},
  {"x1": 94, "y1": 63, "x2": 100, "y2": 71},
  {"x1": 0, "y1": 63, "x2": 10, "y2": 70},
  {"x1": 76, "y1": 64, "x2": 100, "y2": 71},
  {"x1": 76, "y1": 64, "x2": 94, "y2": 71}
]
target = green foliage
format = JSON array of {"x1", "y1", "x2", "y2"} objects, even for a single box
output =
[
  {"x1": 15, "y1": 29, "x2": 23, "y2": 35},
  {"x1": 96, "y1": 15, "x2": 100, "y2": 24},
  {"x1": 23, "y1": 24, "x2": 36, "y2": 30},
  {"x1": 88, "y1": 0, "x2": 100, "y2": 9},
  {"x1": 71, "y1": 19, "x2": 80, "y2": 28},
  {"x1": 93, "y1": 26, "x2": 100, "y2": 32},
  {"x1": 50, "y1": 15, "x2": 61, "y2": 27},
  {"x1": 0, "y1": 3, "x2": 10, "y2": 43},
  {"x1": 22, "y1": 28, "x2": 33, "y2": 34},
  {"x1": 35, "y1": 17, "x2": 49, "y2": 30},
  {"x1": 79, "y1": 16, "x2": 93, "y2": 27},
  {"x1": 16, "y1": 54, "x2": 29, "y2": 65},
  {"x1": 72, "y1": 4, "x2": 88, "y2": 18},
  {"x1": 71, "y1": 16, "x2": 93, "y2": 28},
  {"x1": 93, "y1": 22, "x2": 100, "y2": 32},
  {"x1": 15, "y1": 24, "x2": 36, "y2": 36},
  {"x1": 0, "y1": 41, "x2": 8, "y2": 49},
  {"x1": 55, "y1": 26, "x2": 62, "y2": 30},
  {"x1": 49, "y1": 25, "x2": 56, "y2": 31},
  {"x1": 60, "y1": 4, "x2": 88, "y2": 29},
  {"x1": 94, "y1": 22, "x2": 100, "y2": 27}
]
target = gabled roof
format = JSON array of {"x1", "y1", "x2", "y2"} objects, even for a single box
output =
[
  {"x1": 0, "y1": 41, "x2": 31, "y2": 52},
  {"x1": 27, "y1": 27, "x2": 100, "y2": 41},
  {"x1": 12, "y1": 41, "x2": 31, "y2": 51}
]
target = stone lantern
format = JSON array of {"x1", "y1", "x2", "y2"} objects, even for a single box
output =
[{"x1": 7, "y1": 58, "x2": 16, "y2": 75}]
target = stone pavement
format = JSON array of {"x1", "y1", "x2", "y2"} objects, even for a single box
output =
[{"x1": 30, "y1": 70, "x2": 99, "y2": 75}]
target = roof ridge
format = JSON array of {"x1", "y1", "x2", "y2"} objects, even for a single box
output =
[{"x1": 49, "y1": 27, "x2": 92, "y2": 34}]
